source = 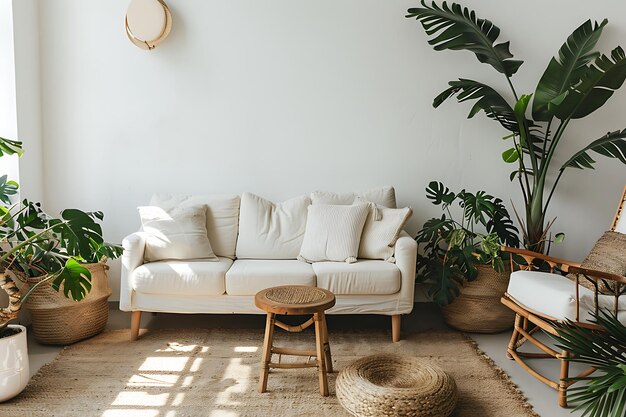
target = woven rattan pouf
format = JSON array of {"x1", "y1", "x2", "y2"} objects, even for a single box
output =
[{"x1": 336, "y1": 354, "x2": 458, "y2": 417}]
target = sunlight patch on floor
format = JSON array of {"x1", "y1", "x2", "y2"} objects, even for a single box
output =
[{"x1": 214, "y1": 357, "x2": 250, "y2": 407}]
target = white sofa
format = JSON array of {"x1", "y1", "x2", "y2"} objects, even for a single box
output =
[{"x1": 120, "y1": 188, "x2": 418, "y2": 342}]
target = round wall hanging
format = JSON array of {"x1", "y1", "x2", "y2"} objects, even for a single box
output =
[{"x1": 125, "y1": 0, "x2": 172, "y2": 50}]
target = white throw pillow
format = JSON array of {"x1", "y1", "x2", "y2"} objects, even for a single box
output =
[
  {"x1": 138, "y1": 205, "x2": 218, "y2": 262},
  {"x1": 236, "y1": 193, "x2": 311, "y2": 259},
  {"x1": 149, "y1": 194, "x2": 240, "y2": 259},
  {"x1": 311, "y1": 186, "x2": 396, "y2": 208},
  {"x1": 358, "y1": 205, "x2": 413, "y2": 261},
  {"x1": 298, "y1": 203, "x2": 370, "y2": 264}
]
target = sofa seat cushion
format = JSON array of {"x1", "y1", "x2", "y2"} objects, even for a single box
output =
[
  {"x1": 313, "y1": 260, "x2": 401, "y2": 295},
  {"x1": 132, "y1": 257, "x2": 233, "y2": 296},
  {"x1": 225, "y1": 260, "x2": 316, "y2": 296},
  {"x1": 507, "y1": 270, "x2": 626, "y2": 323}
]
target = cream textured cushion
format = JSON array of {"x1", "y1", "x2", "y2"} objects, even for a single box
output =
[
  {"x1": 236, "y1": 193, "x2": 310, "y2": 259},
  {"x1": 138, "y1": 205, "x2": 218, "y2": 262},
  {"x1": 359, "y1": 205, "x2": 413, "y2": 261},
  {"x1": 507, "y1": 270, "x2": 626, "y2": 323},
  {"x1": 311, "y1": 186, "x2": 396, "y2": 208},
  {"x1": 150, "y1": 194, "x2": 240, "y2": 259},
  {"x1": 313, "y1": 260, "x2": 401, "y2": 295},
  {"x1": 132, "y1": 258, "x2": 232, "y2": 296},
  {"x1": 298, "y1": 203, "x2": 369, "y2": 264},
  {"x1": 225, "y1": 260, "x2": 316, "y2": 295}
]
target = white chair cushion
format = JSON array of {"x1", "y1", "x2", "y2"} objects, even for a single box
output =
[
  {"x1": 298, "y1": 203, "x2": 370, "y2": 264},
  {"x1": 507, "y1": 270, "x2": 626, "y2": 323},
  {"x1": 235, "y1": 193, "x2": 310, "y2": 259},
  {"x1": 311, "y1": 186, "x2": 396, "y2": 208},
  {"x1": 132, "y1": 257, "x2": 233, "y2": 296},
  {"x1": 313, "y1": 260, "x2": 401, "y2": 295},
  {"x1": 150, "y1": 194, "x2": 240, "y2": 259},
  {"x1": 358, "y1": 205, "x2": 413, "y2": 261},
  {"x1": 225, "y1": 260, "x2": 316, "y2": 296},
  {"x1": 138, "y1": 205, "x2": 218, "y2": 262}
]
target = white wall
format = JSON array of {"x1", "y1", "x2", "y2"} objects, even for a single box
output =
[{"x1": 29, "y1": 1, "x2": 626, "y2": 300}]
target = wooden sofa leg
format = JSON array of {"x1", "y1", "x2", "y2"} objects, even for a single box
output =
[
  {"x1": 131, "y1": 311, "x2": 142, "y2": 341},
  {"x1": 559, "y1": 350, "x2": 570, "y2": 407},
  {"x1": 392, "y1": 315, "x2": 401, "y2": 342}
]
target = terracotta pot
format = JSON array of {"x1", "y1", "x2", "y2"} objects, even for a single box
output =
[{"x1": 441, "y1": 264, "x2": 515, "y2": 333}]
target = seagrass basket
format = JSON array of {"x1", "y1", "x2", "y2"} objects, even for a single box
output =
[
  {"x1": 441, "y1": 264, "x2": 515, "y2": 333},
  {"x1": 25, "y1": 262, "x2": 111, "y2": 345}
]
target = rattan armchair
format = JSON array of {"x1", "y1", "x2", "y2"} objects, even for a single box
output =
[{"x1": 500, "y1": 186, "x2": 626, "y2": 407}]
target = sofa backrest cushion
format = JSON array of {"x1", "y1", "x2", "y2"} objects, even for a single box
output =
[
  {"x1": 311, "y1": 186, "x2": 396, "y2": 208},
  {"x1": 150, "y1": 194, "x2": 240, "y2": 259},
  {"x1": 236, "y1": 193, "x2": 310, "y2": 259},
  {"x1": 138, "y1": 205, "x2": 218, "y2": 262}
]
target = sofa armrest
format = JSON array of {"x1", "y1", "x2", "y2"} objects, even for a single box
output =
[
  {"x1": 394, "y1": 231, "x2": 418, "y2": 314},
  {"x1": 119, "y1": 232, "x2": 149, "y2": 311}
]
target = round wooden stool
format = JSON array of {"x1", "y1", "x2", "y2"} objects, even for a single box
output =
[{"x1": 255, "y1": 285, "x2": 336, "y2": 396}]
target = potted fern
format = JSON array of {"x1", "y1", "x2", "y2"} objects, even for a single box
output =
[
  {"x1": 415, "y1": 181, "x2": 519, "y2": 332},
  {"x1": 407, "y1": 1, "x2": 626, "y2": 253}
]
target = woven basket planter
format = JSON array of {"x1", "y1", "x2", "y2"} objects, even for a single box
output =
[
  {"x1": 25, "y1": 262, "x2": 112, "y2": 345},
  {"x1": 441, "y1": 264, "x2": 514, "y2": 333},
  {"x1": 336, "y1": 354, "x2": 457, "y2": 417}
]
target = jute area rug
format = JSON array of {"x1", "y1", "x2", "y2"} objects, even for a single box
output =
[{"x1": 4, "y1": 328, "x2": 539, "y2": 417}]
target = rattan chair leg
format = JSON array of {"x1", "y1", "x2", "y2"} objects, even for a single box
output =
[
  {"x1": 258, "y1": 313, "x2": 275, "y2": 393},
  {"x1": 506, "y1": 314, "x2": 522, "y2": 359},
  {"x1": 559, "y1": 351, "x2": 570, "y2": 408}
]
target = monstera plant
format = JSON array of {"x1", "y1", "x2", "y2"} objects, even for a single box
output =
[
  {"x1": 415, "y1": 181, "x2": 519, "y2": 306},
  {"x1": 0, "y1": 137, "x2": 117, "y2": 334},
  {"x1": 407, "y1": 2, "x2": 626, "y2": 252}
]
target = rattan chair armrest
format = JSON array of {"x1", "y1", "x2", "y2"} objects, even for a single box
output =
[
  {"x1": 500, "y1": 246, "x2": 581, "y2": 268},
  {"x1": 566, "y1": 265, "x2": 626, "y2": 285}
]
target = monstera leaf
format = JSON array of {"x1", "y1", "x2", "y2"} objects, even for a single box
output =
[
  {"x1": 0, "y1": 137, "x2": 23, "y2": 157},
  {"x1": 561, "y1": 129, "x2": 626, "y2": 170},
  {"x1": 51, "y1": 258, "x2": 92, "y2": 301},
  {"x1": 406, "y1": 1, "x2": 522, "y2": 76},
  {"x1": 533, "y1": 19, "x2": 607, "y2": 121},
  {"x1": 50, "y1": 209, "x2": 104, "y2": 260},
  {"x1": 425, "y1": 181, "x2": 457, "y2": 206},
  {"x1": 0, "y1": 175, "x2": 18, "y2": 205}
]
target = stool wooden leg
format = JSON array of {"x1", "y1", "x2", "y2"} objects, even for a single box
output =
[
  {"x1": 320, "y1": 312, "x2": 333, "y2": 373},
  {"x1": 258, "y1": 312, "x2": 275, "y2": 393},
  {"x1": 314, "y1": 312, "x2": 329, "y2": 396}
]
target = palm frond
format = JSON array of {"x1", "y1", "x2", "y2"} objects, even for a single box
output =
[{"x1": 406, "y1": 1, "x2": 522, "y2": 76}]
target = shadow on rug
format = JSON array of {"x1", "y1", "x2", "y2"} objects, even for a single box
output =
[{"x1": 4, "y1": 328, "x2": 539, "y2": 417}]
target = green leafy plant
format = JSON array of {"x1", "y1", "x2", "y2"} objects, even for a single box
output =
[
  {"x1": 0, "y1": 137, "x2": 121, "y2": 336},
  {"x1": 407, "y1": 2, "x2": 626, "y2": 252},
  {"x1": 553, "y1": 311, "x2": 626, "y2": 417},
  {"x1": 415, "y1": 181, "x2": 519, "y2": 305}
]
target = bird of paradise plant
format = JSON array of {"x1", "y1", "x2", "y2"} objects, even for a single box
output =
[{"x1": 407, "y1": 1, "x2": 626, "y2": 252}]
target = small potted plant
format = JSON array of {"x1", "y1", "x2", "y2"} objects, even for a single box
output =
[
  {"x1": 0, "y1": 137, "x2": 117, "y2": 401},
  {"x1": 415, "y1": 181, "x2": 520, "y2": 333}
]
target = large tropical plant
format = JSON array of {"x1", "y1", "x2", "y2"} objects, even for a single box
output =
[
  {"x1": 553, "y1": 311, "x2": 626, "y2": 417},
  {"x1": 407, "y1": 2, "x2": 626, "y2": 252},
  {"x1": 415, "y1": 181, "x2": 519, "y2": 305},
  {"x1": 0, "y1": 137, "x2": 121, "y2": 337}
]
